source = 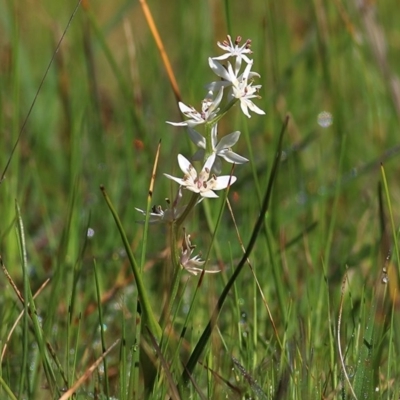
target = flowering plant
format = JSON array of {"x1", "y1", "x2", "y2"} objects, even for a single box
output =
[
  {"x1": 137, "y1": 35, "x2": 265, "y2": 276},
  {"x1": 96, "y1": 31, "x2": 287, "y2": 395}
]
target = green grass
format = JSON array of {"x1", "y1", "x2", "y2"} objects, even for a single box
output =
[{"x1": 1, "y1": 0, "x2": 400, "y2": 398}]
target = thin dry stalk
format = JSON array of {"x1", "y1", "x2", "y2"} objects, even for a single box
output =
[{"x1": 138, "y1": 0, "x2": 181, "y2": 103}]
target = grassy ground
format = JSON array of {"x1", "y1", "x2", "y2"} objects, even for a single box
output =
[{"x1": 1, "y1": 0, "x2": 400, "y2": 398}]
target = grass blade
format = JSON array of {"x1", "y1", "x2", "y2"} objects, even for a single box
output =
[
  {"x1": 100, "y1": 185, "x2": 162, "y2": 341},
  {"x1": 181, "y1": 115, "x2": 289, "y2": 384}
]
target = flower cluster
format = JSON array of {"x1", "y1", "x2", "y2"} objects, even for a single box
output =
[
  {"x1": 166, "y1": 35, "x2": 264, "y2": 196},
  {"x1": 137, "y1": 35, "x2": 265, "y2": 275}
]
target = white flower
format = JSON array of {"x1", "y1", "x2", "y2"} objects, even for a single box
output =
[
  {"x1": 207, "y1": 58, "x2": 260, "y2": 90},
  {"x1": 207, "y1": 58, "x2": 240, "y2": 92},
  {"x1": 213, "y1": 35, "x2": 253, "y2": 75},
  {"x1": 232, "y1": 61, "x2": 265, "y2": 118},
  {"x1": 208, "y1": 59, "x2": 265, "y2": 118},
  {"x1": 180, "y1": 230, "x2": 220, "y2": 276},
  {"x1": 166, "y1": 88, "x2": 223, "y2": 127},
  {"x1": 164, "y1": 154, "x2": 236, "y2": 198},
  {"x1": 188, "y1": 124, "x2": 248, "y2": 174}
]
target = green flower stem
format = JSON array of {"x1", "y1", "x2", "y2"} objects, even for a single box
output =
[
  {"x1": 159, "y1": 222, "x2": 182, "y2": 329},
  {"x1": 159, "y1": 189, "x2": 200, "y2": 329},
  {"x1": 204, "y1": 122, "x2": 213, "y2": 159},
  {"x1": 175, "y1": 191, "x2": 200, "y2": 229},
  {"x1": 202, "y1": 98, "x2": 239, "y2": 161},
  {"x1": 100, "y1": 185, "x2": 162, "y2": 341},
  {"x1": 208, "y1": 98, "x2": 238, "y2": 128},
  {"x1": 161, "y1": 192, "x2": 199, "y2": 325}
]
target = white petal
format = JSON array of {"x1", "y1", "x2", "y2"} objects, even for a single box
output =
[
  {"x1": 216, "y1": 131, "x2": 241, "y2": 150},
  {"x1": 246, "y1": 100, "x2": 265, "y2": 115},
  {"x1": 219, "y1": 150, "x2": 248, "y2": 164},
  {"x1": 234, "y1": 56, "x2": 242, "y2": 76},
  {"x1": 177, "y1": 154, "x2": 195, "y2": 176},
  {"x1": 205, "y1": 81, "x2": 232, "y2": 92},
  {"x1": 212, "y1": 53, "x2": 230, "y2": 61},
  {"x1": 242, "y1": 61, "x2": 254, "y2": 81},
  {"x1": 178, "y1": 102, "x2": 197, "y2": 115},
  {"x1": 210, "y1": 124, "x2": 218, "y2": 148},
  {"x1": 212, "y1": 176, "x2": 237, "y2": 190},
  {"x1": 226, "y1": 62, "x2": 239, "y2": 83},
  {"x1": 211, "y1": 87, "x2": 224, "y2": 112},
  {"x1": 200, "y1": 189, "x2": 219, "y2": 198},
  {"x1": 166, "y1": 121, "x2": 188, "y2": 126},
  {"x1": 248, "y1": 71, "x2": 261, "y2": 80},
  {"x1": 208, "y1": 58, "x2": 231, "y2": 81},
  {"x1": 164, "y1": 173, "x2": 185, "y2": 186},
  {"x1": 240, "y1": 101, "x2": 251, "y2": 118},
  {"x1": 186, "y1": 185, "x2": 201, "y2": 194},
  {"x1": 186, "y1": 120, "x2": 207, "y2": 127},
  {"x1": 241, "y1": 54, "x2": 253, "y2": 64},
  {"x1": 188, "y1": 127, "x2": 206, "y2": 148},
  {"x1": 203, "y1": 153, "x2": 216, "y2": 172},
  {"x1": 212, "y1": 156, "x2": 222, "y2": 175}
]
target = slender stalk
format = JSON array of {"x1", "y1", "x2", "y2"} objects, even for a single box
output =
[
  {"x1": 0, "y1": 376, "x2": 18, "y2": 400},
  {"x1": 175, "y1": 192, "x2": 200, "y2": 229},
  {"x1": 93, "y1": 259, "x2": 110, "y2": 398}
]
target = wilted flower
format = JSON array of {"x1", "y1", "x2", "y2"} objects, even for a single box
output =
[
  {"x1": 180, "y1": 229, "x2": 219, "y2": 276},
  {"x1": 135, "y1": 204, "x2": 186, "y2": 224},
  {"x1": 135, "y1": 188, "x2": 185, "y2": 224}
]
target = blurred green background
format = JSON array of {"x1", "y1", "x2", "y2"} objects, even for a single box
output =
[{"x1": 1, "y1": 0, "x2": 400, "y2": 398}]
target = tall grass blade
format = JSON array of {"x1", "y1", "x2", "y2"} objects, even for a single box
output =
[
  {"x1": 93, "y1": 258, "x2": 110, "y2": 398},
  {"x1": 14, "y1": 201, "x2": 59, "y2": 397},
  {"x1": 0, "y1": 376, "x2": 17, "y2": 400},
  {"x1": 100, "y1": 185, "x2": 162, "y2": 340},
  {"x1": 181, "y1": 116, "x2": 289, "y2": 384}
]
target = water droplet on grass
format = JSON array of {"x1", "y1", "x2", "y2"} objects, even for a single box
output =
[
  {"x1": 317, "y1": 111, "x2": 333, "y2": 127},
  {"x1": 87, "y1": 227, "x2": 95, "y2": 238}
]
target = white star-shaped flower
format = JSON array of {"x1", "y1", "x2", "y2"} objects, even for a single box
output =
[
  {"x1": 207, "y1": 57, "x2": 260, "y2": 89},
  {"x1": 164, "y1": 154, "x2": 236, "y2": 198},
  {"x1": 166, "y1": 88, "x2": 223, "y2": 127},
  {"x1": 188, "y1": 124, "x2": 248, "y2": 174},
  {"x1": 207, "y1": 59, "x2": 265, "y2": 118},
  {"x1": 213, "y1": 35, "x2": 253, "y2": 75},
  {"x1": 232, "y1": 61, "x2": 265, "y2": 118}
]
